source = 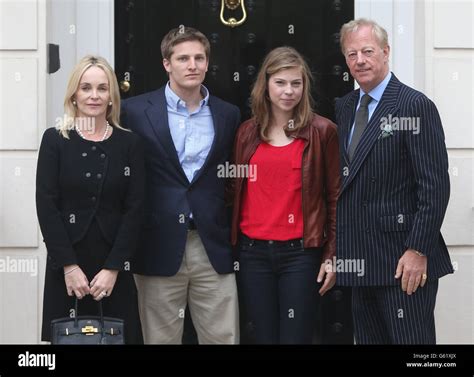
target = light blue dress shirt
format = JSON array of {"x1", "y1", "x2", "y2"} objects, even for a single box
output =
[
  {"x1": 348, "y1": 72, "x2": 392, "y2": 146},
  {"x1": 165, "y1": 82, "x2": 215, "y2": 183}
]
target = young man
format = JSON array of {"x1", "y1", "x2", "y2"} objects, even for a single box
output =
[
  {"x1": 335, "y1": 18, "x2": 453, "y2": 344},
  {"x1": 121, "y1": 27, "x2": 241, "y2": 344}
]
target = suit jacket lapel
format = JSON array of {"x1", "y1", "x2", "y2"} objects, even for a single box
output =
[
  {"x1": 190, "y1": 96, "x2": 222, "y2": 185},
  {"x1": 144, "y1": 88, "x2": 188, "y2": 183},
  {"x1": 339, "y1": 91, "x2": 359, "y2": 167},
  {"x1": 341, "y1": 75, "x2": 401, "y2": 192}
]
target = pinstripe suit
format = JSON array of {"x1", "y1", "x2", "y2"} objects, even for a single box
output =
[{"x1": 335, "y1": 73, "x2": 453, "y2": 344}]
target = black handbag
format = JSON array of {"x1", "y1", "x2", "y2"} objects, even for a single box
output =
[{"x1": 51, "y1": 298, "x2": 125, "y2": 345}]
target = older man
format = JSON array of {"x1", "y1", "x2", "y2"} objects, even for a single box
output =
[{"x1": 335, "y1": 18, "x2": 453, "y2": 344}]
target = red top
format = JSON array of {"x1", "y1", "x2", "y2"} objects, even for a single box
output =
[{"x1": 240, "y1": 139, "x2": 305, "y2": 241}]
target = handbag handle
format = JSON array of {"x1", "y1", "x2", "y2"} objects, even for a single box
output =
[{"x1": 73, "y1": 297, "x2": 105, "y2": 329}]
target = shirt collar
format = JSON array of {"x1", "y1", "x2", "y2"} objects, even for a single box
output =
[
  {"x1": 165, "y1": 82, "x2": 210, "y2": 111},
  {"x1": 359, "y1": 71, "x2": 392, "y2": 104}
]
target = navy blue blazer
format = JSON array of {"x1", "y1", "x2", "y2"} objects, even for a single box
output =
[
  {"x1": 121, "y1": 86, "x2": 241, "y2": 276},
  {"x1": 335, "y1": 74, "x2": 453, "y2": 286}
]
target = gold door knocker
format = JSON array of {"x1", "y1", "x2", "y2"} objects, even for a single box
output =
[{"x1": 220, "y1": 0, "x2": 247, "y2": 28}]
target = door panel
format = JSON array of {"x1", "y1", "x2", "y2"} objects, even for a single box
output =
[{"x1": 115, "y1": 0, "x2": 354, "y2": 344}]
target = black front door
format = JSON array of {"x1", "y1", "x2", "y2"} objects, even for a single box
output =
[{"x1": 115, "y1": 0, "x2": 354, "y2": 344}]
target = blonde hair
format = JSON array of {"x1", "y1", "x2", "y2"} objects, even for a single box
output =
[
  {"x1": 340, "y1": 18, "x2": 389, "y2": 54},
  {"x1": 59, "y1": 55, "x2": 127, "y2": 138},
  {"x1": 251, "y1": 46, "x2": 314, "y2": 141}
]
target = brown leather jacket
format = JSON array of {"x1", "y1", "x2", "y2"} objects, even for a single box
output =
[{"x1": 229, "y1": 114, "x2": 341, "y2": 261}]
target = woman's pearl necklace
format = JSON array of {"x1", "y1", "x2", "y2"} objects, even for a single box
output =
[{"x1": 75, "y1": 121, "x2": 110, "y2": 142}]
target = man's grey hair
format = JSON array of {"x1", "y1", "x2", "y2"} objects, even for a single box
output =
[{"x1": 340, "y1": 18, "x2": 389, "y2": 54}]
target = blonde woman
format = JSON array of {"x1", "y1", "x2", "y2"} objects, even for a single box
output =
[
  {"x1": 230, "y1": 47, "x2": 340, "y2": 344},
  {"x1": 36, "y1": 55, "x2": 145, "y2": 343}
]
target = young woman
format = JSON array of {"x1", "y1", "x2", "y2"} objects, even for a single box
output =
[
  {"x1": 36, "y1": 55, "x2": 145, "y2": 343},
  {"x1": 230, "y1": 47, "x2": 340, "y2": 344}
]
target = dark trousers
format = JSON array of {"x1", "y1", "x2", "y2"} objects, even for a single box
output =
[
  {"x1": 237, "y1": 234, "x2": 322, "y2": 344},
  {"x1": 352, "y1": 281, "x2": 439, "y2": 344}
]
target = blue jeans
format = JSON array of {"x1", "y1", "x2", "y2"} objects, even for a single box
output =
[{"x1": 237, "y1": 234, "x2": 322, "y2": 344}]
